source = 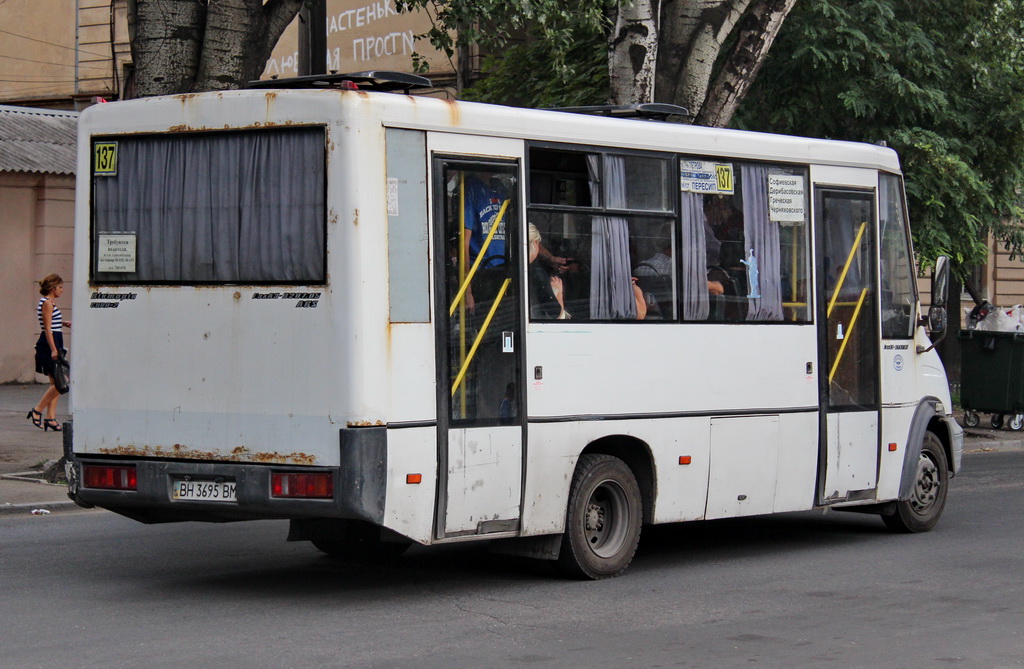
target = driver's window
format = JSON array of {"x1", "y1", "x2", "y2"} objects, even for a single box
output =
[{"x1": 879, "y1": 173, "x2": 917, "y2": 339}]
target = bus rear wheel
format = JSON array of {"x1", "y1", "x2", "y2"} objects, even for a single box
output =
[
  {"x1": 557, "y1": 454, "x2": 642, "y2": 580},
  {"x1": 882, "y1": 432, "x2": 948, "y2": 533}
]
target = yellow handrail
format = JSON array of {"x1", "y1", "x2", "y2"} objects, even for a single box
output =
[
  {"x1": 457, "y1": 174, "x2": 468, "y2": 417},
  {"x1": 449, "y1": 199, "x2": 509, "y2": 317},
  {"x1": 451, "y1": 278, "x2": 511, "y2": 397},
  {"x1": 827, "y1": 221, "x2": 867, "y2": 318},
  {"x1": 829, "y1": 286, "x2": 868, "y2": 383}
]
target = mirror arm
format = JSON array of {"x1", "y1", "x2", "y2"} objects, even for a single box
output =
[{"x1": 917, "y1": 328, "x2": 946, "y2": 354}]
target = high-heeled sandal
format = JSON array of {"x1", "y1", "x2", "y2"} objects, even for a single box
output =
[
  {"x1": 26, "y1": 408, "x2": 42, "y2": 428},
  {"x1": 43, "y1": 419, "x2": 62, "y2": 432}
]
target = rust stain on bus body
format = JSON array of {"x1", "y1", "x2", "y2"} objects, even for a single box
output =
[
  {"x1": 443, "y1": 98, "x2": 461, "y2": 127},
  {"x1": 346, "y1": 420, "x2": 385, "y2": 427},
  {"x1": 97, "y1": 444, "x2": 317, "y2": 466}
]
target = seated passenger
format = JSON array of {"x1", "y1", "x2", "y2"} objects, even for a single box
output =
[{"x1": 528, "y1": 224, "x2": 570, "y2": 320}]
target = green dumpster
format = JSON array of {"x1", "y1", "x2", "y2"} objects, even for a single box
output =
[{"x1": 959, "y1": 329, "x2": 1024, "y2": 429}]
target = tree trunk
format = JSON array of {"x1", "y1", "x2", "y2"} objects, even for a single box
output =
[
  {"x1": 128, "y1": 0, "x2": 205, "y2": 97},
  {"x1": 655, "y1": 0, "x2": 751, "y2": 116},
  {"x1": 696, "y1": 0, "x2": 797, "y2": 127},
  {"x1": 608, "y1": 0, "x2": 661, "y2": 105},
  {"x1": 128, "y1": 0, "x2": 304, "y2": 97},
  {"x1": 194, "y1": 0, "x2": 304, "y2": 92}
]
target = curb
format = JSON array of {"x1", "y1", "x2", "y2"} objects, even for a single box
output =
[{"x1": 0, "y1": 500, "x2": 83, "y2": 516}]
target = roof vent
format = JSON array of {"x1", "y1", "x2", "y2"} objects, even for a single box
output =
[
  {"x1": 550, "y1": 103, "x2": 690, "y2": 121},
  {"x1": 248, "y1": 71, "x2": 432, "y2": 94}
]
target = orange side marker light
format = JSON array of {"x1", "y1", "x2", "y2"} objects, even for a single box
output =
[
  {"x1": 407, "y1": 473, "x2": 422, "y2": 484},
  {"x1": 679, "y1": 456, "x2": 692, "y2": 465},
  {"x1": 888, "y1": 443, "x2": 898, "y2": 452}
]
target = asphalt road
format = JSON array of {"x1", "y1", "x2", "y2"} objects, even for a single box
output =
[{"x1": 1, "y1": 451, "x2": 1021, "y2": 669}]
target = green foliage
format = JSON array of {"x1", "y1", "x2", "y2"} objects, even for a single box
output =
[
  {"x1": 395, "y1": 0, "x2": 609, "y2": 107},
  {"x1": 738, "y1": 0, "x2": 1024, "y2": 276}
]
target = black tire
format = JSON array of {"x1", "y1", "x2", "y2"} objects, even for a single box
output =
[
  {"x1": 963, "y1": 411, "x2": 980, "y2": 428},
  {"x1": 882, "y1": 431, "x2": 949, "y2": 533},
  {"x1": 991, "y1": 414, "x2": 1004, "y2": 429},
  {"x1": 556, "y1": 454, "x2": 642, "y2": 580},
  {"x1": 1010, "y1": 414, "x2": 1024, "y2": 431},
  {"x1": 310, "y1": 520, "x2": 410, "y2": 563}
]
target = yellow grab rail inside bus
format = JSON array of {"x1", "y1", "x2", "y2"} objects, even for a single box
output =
[
  {"x1": 829, "y1": 286, "x2": 868, "y2": 383},
  {"x1": 451, "y1": 278, "x2": 511, "y2": 397},
  {"x1": 449, "y1": 199, "x2": 509, "y2": 317},
  {"x1": 826, "y1": 221, "x2": 867, "y2": 318},
  {"x1": 457, "y1": 175, "x2": 468, "y2": 416}
]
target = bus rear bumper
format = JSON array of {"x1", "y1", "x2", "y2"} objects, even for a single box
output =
[{"x1": 64, "y1": 424, "x2": 388, "y2": 525}]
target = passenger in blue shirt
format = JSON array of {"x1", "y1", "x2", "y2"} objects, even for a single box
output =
[{"x1": 463, "y1": 175, "x2": 508, "y2": 269}]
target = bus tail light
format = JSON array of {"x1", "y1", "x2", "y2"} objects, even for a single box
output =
[
  {"x1": 83, "y1": 464, "x2": 137, "y2": 490},
  {"x1": 271, "y1": 472, "x2": 333, "y2": 499}
]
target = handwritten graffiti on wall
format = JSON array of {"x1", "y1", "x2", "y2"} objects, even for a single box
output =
[{"x1": 262, "y1": 0, "x2": 449, "y2": 79}]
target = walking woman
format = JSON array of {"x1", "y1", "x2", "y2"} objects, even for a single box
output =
[{"x1": 27, "y1": 273, "x2": 70, "y2": 432}]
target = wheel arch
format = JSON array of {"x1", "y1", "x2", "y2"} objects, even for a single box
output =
[
  {"x1": 579, "y1": 435, "x2": 656, "y2": 524},
  {"x1": 900, "y1": 398, "x2": 957, "y2": 500}
]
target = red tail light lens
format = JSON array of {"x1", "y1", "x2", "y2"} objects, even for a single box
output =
[
  {"x1": 83, "y1": 465, "x2": 138, "y2": 490},
  {"x1": 271, "y1": 472, "x2": 333, "y2": 499}
]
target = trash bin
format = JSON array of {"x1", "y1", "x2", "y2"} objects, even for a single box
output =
[{"x1": 959, "y1": 329, "x2": 1024, "y2": 429}]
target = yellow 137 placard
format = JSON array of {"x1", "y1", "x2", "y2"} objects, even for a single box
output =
[{"x1": 94, "y1": 142, "x2": 118, "y2": 176}]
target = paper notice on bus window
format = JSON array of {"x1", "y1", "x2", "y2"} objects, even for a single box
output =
[
  {"x1": 768, "y1": 174, "x2": 806, "y2": 222},
  {"x1": 680, "y1": 160, "x2": 734, "y2": 195},
  {"x1": 387, "y1": 177, "x2": 399, "y2": 216},
  {"x1": 97, "y1": 233, "x2": 137, "y2": 273}
]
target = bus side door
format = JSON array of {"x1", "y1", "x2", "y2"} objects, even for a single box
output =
[
  {"x1": 431, "y1": 138, "x2": 526, "y2": 539},
  {"x1": 815, "y1": 187, "x2": 881, "y2": 502}
]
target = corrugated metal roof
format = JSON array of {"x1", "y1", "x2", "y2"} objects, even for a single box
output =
[{"x1": 0, "y1": 105, "x2": 78, "y2": 176}]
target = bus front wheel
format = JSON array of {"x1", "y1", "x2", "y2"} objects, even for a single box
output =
[
  {"x1": 557, "y1": 454, "x2": 642, "y2": 579},
  {"x1": 882, "y1": 432, "x2": 949, "y2": 533}
]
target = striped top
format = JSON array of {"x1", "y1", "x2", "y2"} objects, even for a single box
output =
[{"x1": 37, "y1": 297, "x2": 62, "y2": 332}]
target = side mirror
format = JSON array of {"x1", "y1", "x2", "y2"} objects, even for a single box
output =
[
  {"x1": 928, "y1": 305, "x2": 947, "y2": 335},
  {"x1": 932, "y1": 255, "x2": 950, "y2": 308}
]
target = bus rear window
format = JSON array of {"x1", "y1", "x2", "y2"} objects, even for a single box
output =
[{"x1": 91, "y1": 127, "x2": 326, "y2": 285}]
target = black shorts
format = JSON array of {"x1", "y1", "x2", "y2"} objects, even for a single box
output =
[{"x1": 34, "y1": 331, "x2": 64, "y2": 376}]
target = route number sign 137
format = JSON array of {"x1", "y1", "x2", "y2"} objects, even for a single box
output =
[{"x1": 94, "y1": 142, "x2": 118, "y2": 176}]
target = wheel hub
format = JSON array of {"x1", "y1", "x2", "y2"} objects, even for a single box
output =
[
  {"x1": 585, "y1": 502, "x2": 605, "y2": 534},
  {"x1": 909, "y1": 454, "x2": 939, "y2": 514}
]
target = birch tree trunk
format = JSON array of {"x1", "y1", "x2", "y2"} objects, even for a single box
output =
[
  {"x1": 608, "y1": 0, "x2": 661, "y2": 104},
  {"x1": 695, "y1": 0, "x2": 798, "y2": 127},
  {"x1": 128, "y1": 0, "x2": 304, "y2": 97},
  {"x1": 655, "y1": 0, "x2": 751, "y2": 118}
]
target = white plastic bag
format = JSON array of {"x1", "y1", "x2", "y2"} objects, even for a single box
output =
[{"x1": 976, "y1": 306, "x2": 1022, "y2": 332}]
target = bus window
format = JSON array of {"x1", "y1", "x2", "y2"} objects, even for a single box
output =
[
  {"x1": 879, "y1": 173, "x2": 916, "y2": 338},
  {"x1": 528, "y1": 147, "x2": 676, "y2": 321},
  {"x1": 91, "y1": 127, "x2": 326, "y2": 284},
  {"x1": 679, "y1": 160, "x2": 811, "y2": 323}
]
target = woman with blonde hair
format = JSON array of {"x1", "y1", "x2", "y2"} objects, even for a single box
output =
[{"x1": 27, "y1": 273, "x2": 70, "y2": 431}]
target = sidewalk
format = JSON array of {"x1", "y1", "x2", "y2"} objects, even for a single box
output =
[
  {"x1": 1, "y1": 383, "x2": 1022, "y2": 516},
  {"x1": 0, "y1": 383, "x2": 80, "y2": 515}
]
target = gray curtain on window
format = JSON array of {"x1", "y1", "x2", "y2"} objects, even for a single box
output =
[
  {"x1": 680, "y1": 192, "x2": 709, "y2": 320},
  {"x1": 93, "y1": 128, "x2": 325, "y2": 283},
  {"x1": 587, "y1": 154, "x2": 636, "y2": 319},
  {"x1": 741, "y1": 164, "x2": 783, "y2": 320}
]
